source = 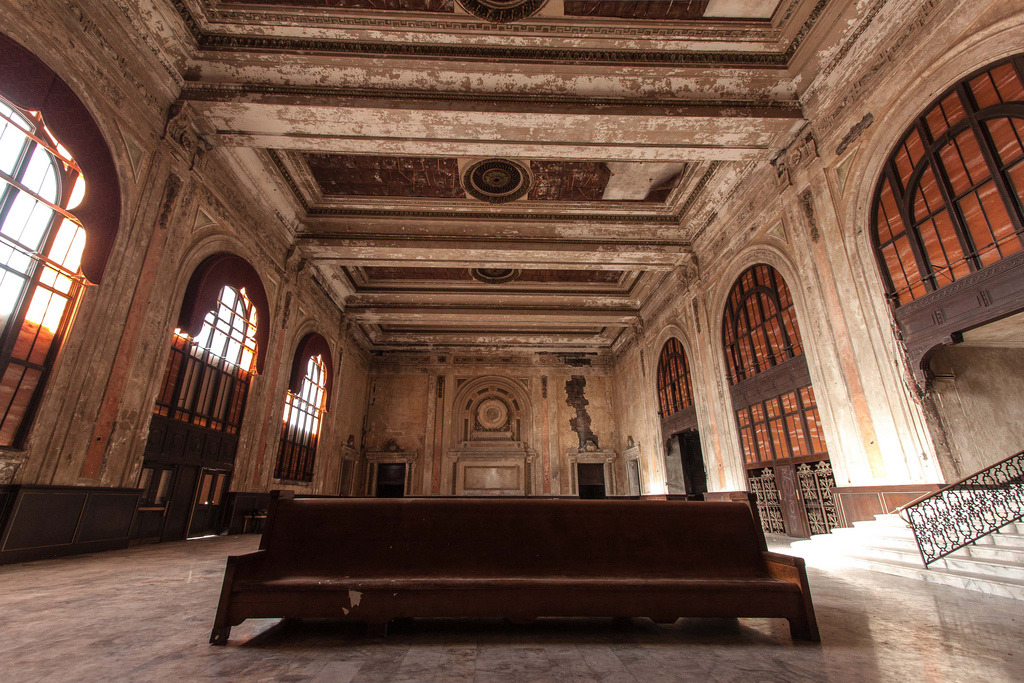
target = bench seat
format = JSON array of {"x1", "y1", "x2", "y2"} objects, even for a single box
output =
[{"x1": 211, "y1": 494, "x2": 819, "y2": 643}]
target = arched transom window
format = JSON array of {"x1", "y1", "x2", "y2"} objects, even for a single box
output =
[
  {"x1": 154, "y1": 285, "x2": 258, "y2": 434},
  {"x1": 0, "y1": 96, "x2": 87, "y2": 446},
  {"x1": 873, "y1": 55, "x2": 1024, "y2": 305},
  {"x1": 722, "y1": 264, "x2": 802, "y2": 385},
  {"x1": 656, "y1": 337, "x2": 694, "y2": 418},
  {"x1": 276, "y1": 353, "x2": 328, "y2": 482}
]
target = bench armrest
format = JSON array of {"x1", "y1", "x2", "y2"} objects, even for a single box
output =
[{"x1": 762, "y1": 551, "x2": 820, "y2": 642}]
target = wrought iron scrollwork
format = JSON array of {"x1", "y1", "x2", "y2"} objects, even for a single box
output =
[
  {"x1": 902, "y1": 450, "x2": 1024, "y2": 565},
  {"x1": 749, "y1": 467, "x2": 786, "y2": 535},
  {"x1": 797, "y1": 460, "x2": 837, "y2": 535}
]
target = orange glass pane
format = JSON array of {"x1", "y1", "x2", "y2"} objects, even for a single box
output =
[
  {"x1": 958, "y1": 191, "x2": 996, "y2": 262},
  {"x1": 882, "y1": 243, "x2": 911, "y2": 303},
  {"x1": 970, "y1": 72, "x2": 1001, "y2": 109},
  {"x1": 985, "y1": 118, "x2": 1024, "y2": 167},
  {"x1": 914, "y1": 167, "x2": 945, "y2": 221},
  {"x1": 978, "y1": 180, "x2": 1021, "y2": 255},
  {"x1": 992, "y1": 63, "x2": 1024, "y2": 103},
  {"x1": 787, "y1": 414, "x2": 810, "y2": 456}
]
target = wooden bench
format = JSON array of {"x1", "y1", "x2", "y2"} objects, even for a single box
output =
[{"x1": 210, "y1": 492, "x2": 819, "y2": 644}]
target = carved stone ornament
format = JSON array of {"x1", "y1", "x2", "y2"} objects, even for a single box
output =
[
  {"x1": 457, "y1": 0, "x2": 547, "y2": 23},
  {"x1": 0, "y1": 453, "x2": 25, "y2": 484},
  {"x1": 772, "y1": 128, "x2": 818, "y2": 188},
  {"x1": 164, "y1": 102, "x2": 211, "y2": 168},
  {"x1": 463, "y1": 158, "x2": 532, "y2": 203},
  {"x1": 470, "y1": 267, "x2": 522, "y2": 284}
]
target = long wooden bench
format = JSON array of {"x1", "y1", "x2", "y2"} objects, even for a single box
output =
[{"x1": 210, "y1": 492, "x2": 819, "y2": 643}]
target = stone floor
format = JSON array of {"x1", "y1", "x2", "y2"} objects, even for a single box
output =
[{"x1": 1, "y1": 534, "x2": 1021, "y2": 682}]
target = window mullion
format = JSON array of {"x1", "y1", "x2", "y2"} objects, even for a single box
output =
[
  {"x1": 885, "y1": 162, "x2": 935, "y2": 292},
  {"x1": 956, "y1": 83, "x2": 1024, "y2": 237},
  {"x1": 916, "y1": 120, "x2": 978, "y2": 271}
]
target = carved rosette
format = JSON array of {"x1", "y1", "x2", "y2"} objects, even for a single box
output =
[
  {"x1": 457, "y1": 0, "x2": 547, "y2": 23},
  {"x1": 463, "y1": 158, "x2": 532, "y2": 203}
]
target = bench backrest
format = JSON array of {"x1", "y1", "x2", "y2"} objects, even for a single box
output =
[{"x1": 254, "y1": 497, "x2": 769, "y2": 580}]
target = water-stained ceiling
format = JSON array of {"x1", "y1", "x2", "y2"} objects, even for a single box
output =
[{"x1": 165, "y1": 0, "x2": 822, "y2": 352}]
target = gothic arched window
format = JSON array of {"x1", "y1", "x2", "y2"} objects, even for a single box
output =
[
  {"x1": 0, "y1": 96, "x2": 88, "y2": 446},
  {"x1": 656, "y1": 337, "x2": 694, "y2": 418},
  {"x1": 873, "y1": 55, "x2": 1024, "y2": 306}
]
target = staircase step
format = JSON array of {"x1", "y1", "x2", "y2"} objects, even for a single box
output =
[
  {"x1": 959, "y1": 542, "x2": 1024, "y2": 563},
  {"x1": 825, "y1": 553, "x2": 1024, "y2": 601},
  {"x1": 786, "y1": 515, "x2": 1024, "y2": 602},
  {"x1": 936, "y1": 554, "x2": 1024, "y2": 580}
]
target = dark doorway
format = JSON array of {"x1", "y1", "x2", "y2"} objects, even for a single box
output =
[
  {"x1": 187, "y1": 468, "x2": 231, "y2": 538},
  {"x1": 678, "y1": 430, "x2": 708, "y2": 497},
  {"x1": 577, "y1": 463, "x2": 607, "y2": 499},
  {"x1": 375, "y1": 463, "x2": 406, "y2": 498}
]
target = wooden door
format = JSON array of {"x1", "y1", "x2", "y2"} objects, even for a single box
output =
[{"x1": 187, "y1": 468, "x2": 230, "y2": 538}]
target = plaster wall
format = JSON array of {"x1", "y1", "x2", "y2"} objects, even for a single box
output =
[{"x1": 928, "y1": 345, "x2": 1024, "y2": 477}]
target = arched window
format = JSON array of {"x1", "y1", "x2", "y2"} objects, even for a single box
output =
[
  {"x1": 0, "y1": 96, "x2": 87, "y2": 446},
  {"x1": 722, "y1": 264, "x2": 834, "y2": 537},
  {"x1": 873, "y1": 55, "x2": 1024, "y2": 305},
  {"x1": 138, "y1": 254, "x2": 269, "y2": 542},
  {"x1": 276, "y1": 354, "x2": 328, "y2": 482},
  {"x1": 722, "y1": 264, "x2": 802, "y2": 385},
  {"x1": 153, "y1": 284, "x2": 258, "y2": 433},
  {"x1": 656, "y1": 337, "x2": 694, "y2": 418}
]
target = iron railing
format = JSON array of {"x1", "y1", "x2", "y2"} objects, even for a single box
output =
[{"x1": 899, "y1": 449, "x2": 1024, "y2": 565}]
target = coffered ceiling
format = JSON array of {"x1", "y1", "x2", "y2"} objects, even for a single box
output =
[{"x1": 157, "y1": 0, "x2": 833, "y2": 353}]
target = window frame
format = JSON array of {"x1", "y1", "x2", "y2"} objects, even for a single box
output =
[
  {"x1": 275, "y1": 352, "x2": 329, "y2": 483},
  {"x1": 656, "y1": 337, "x2": 695, "y2": 418},
  {"x1": 0, "y1": 96, "x2": 88, "y2": 447},
  {"x1": 871, "y1": 55, "x2": 1024, "y2": 306}
]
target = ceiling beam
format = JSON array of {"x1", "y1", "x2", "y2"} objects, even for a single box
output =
[
  {"x1": 346, "y1": 306, "x2": 638, "y2": 326},
  {"x1": 298, "y1": 236, "x2": 689, "y2": 270},
  {"x1": 182, "y1": 95, "x2": 802, "y2": 162}
]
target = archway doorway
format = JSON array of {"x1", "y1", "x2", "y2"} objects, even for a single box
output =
[
  {"x1": 656, "y1": 338, "x2": 707, "y2": 499},
  {"x1": 133, "y1": 255, "x2": 269, "y2": 543},
  {"x1": 722, "y1": 264, "x2": 836, "y2": 538},
  {"x1": 926, "y1": 311, "x2": 1024, "y2": 477}
]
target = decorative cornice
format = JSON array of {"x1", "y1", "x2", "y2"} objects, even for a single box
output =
[
  {"x1": 182, "y1": 1, "x2": 783, "y2": 40},
  {"x1": 180, "y1": 82, "x2": 801, "y2": 113},
  {"x1": 677, "y1": 162, "x2": 721, "y2": 219},
  {"x1": 170, "y1": 0, "x2": 836, "y2": 66}
]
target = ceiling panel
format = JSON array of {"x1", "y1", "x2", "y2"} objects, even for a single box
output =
[
  {"x1": 528, "y1": 161, "x2": 610, "y2": 202},
  {"x1": 303, "y1": 154, "x2": 463, "y2": 198},
  {"x1": 563, "y1": 1, "x2": 709, "y2": 20},
  {"x1": 218, "y1": 0, "x2": 453, "y2": 9},
  {"x1": 360, "y1": 266, "x2": 626, "y2": 284}
]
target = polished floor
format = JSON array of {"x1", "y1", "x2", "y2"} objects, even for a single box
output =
[{"x1": 1, "y1": 533, "x2": 1021, "y2": 682}]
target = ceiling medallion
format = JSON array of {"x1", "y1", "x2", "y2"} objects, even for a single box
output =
[
  {"x1": 470, "y1": 268, "x2": 522, "y2": 284},
  {"x1": 456, "y1": 0, "x2": 547, "y2": 23},
  {"x1": 463, "y1": 158, "x2": 532, "y2": 204}
]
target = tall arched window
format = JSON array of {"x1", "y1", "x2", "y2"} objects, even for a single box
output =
[
  {"x1": 656, "y1": 338, "x2": 694, "y2": 418},
  {"x1": 153, "y1": 284, "x2": 258, "y2": 432},
  {"x1": 0, "y1": 96, "x2": 88, "y2": 446},
  {"x1": 873, "y1": 56, "x2": 1024, "y2": 305},
  {"x1": 722, "y1": 264, "x2": 834, "y2": 537},
  {"x1": 276, "y1": 353, "x2": 328, "y2": 482},
  {"x1": 138, "y1": 254, "x2": 270, "y2": 542}
]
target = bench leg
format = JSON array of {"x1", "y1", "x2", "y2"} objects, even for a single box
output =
[
  {"x1": 210, "y1": 626, "x2": 231, "y2": 646},
  {"x1": 788, "y1": 616, "x2": 820, "y2": 642}
]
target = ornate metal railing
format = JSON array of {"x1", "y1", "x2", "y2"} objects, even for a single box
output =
[{"x1": 899, "y1": 450, "x2": 1024, "y2": 565}]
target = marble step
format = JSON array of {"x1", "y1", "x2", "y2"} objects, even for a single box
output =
[
  {"x1": 838, "y1": 554, "x2": 1024, "y2": 602},
  {"x1": 961, "y1": 542, "x2": 1024, "y2": 563}
]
